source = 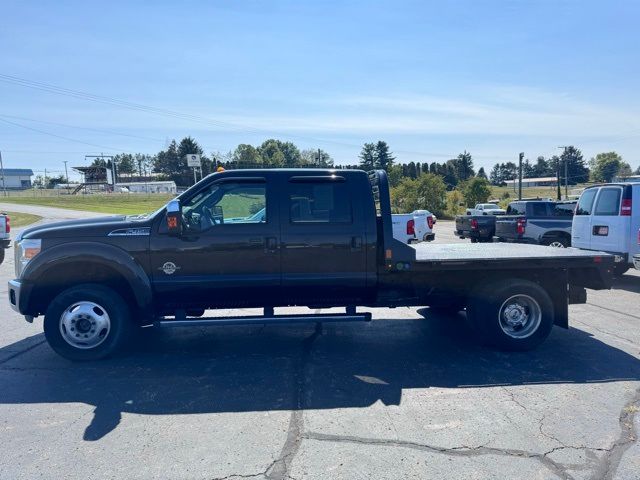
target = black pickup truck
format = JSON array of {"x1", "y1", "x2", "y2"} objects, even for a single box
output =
[
  {"x1": 8, "y1": 169, "x2": 613, "y2": 360},
  {"x1": 454, "y1": 214, "x2": 500, "y2": 243},
  {"x1": 495, "y1": 200, "x2": 576, "y2": 247}
]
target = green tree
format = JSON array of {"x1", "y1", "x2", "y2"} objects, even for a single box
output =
[
  {"x1": 114, "y1": 153, "x2": 135, "y2": 177},
  {"x1": 301, "y1": 148, "x2": 334, "y2": 167},
  {"x1": 387, "y1": 164, "x2": 404, "y2": 187},
  {"x1": 358, "y1": 143, "x2": 376, "y2": 170},
  {"x1": 590, "y1": 152, "x2": 623, "y2": 183},
  {"x1": 234, "y1": 144, "x2": 263, "y2": 166},
  {"x1": 258, "y1": 139, "x2": 286, "y2": 167},
  {"x1": 618, "y1": 162, "x2": 633, "y2": 179},
  {"x1": 390, "y1": 173, "x2": 447, "y2": 216},
  {"x1": 477, "y1": 167, "x2": 487, "y2": 179},
  {"x1": 559, "y1": 146, "x2": 589, "y2": 184},
  {"x1": 374, "y1": 141, "x2": 395, "y2": 171},
  {"x1": 446, "y1": 190, "x2": 465, "y2": 217},
  {"x1": 533, "y1": 156, "x2": 551, "y2": 177},
  {"x1": 459, "y1": 177, "x2": 492, "y2": 207},
  {"x1": 453, "y1": 151, "x2": 475, "y2": 181}
]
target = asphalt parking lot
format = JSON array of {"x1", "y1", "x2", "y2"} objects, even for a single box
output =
[{"x1": 0, "y1": 211, "x2": 639, "y2": 480}]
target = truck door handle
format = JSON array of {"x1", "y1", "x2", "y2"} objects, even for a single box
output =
[
  {"x1": 351, "y1": 236, "x2": 363, "y2": 250},
  {"x1": 265, "y1": 237, "x2": 278, "y2": 252}
]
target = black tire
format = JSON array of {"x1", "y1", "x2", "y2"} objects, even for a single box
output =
[
  {"x1": 44, "y1": 284, "x2": 133, "y2": 361},
  {"x1": 542, "y1": 236, "x2": 569, "y2": 248},
  {"x1": 470, "y1": 238, "x2": 478, "y2": 243},
  {"x1": 0, "y1": 248, "x2": 4, "y2": 264},
  {"x1": 613, "y1": 264, "x2": 630, "y2": 277},
  {"x1": 467, "y1": 279, "x2": 554, "y2": 351}
]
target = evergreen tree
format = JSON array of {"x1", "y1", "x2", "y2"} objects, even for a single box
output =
[
  {"x1": 559, "y1": 146, "x2": 589, "y2": 185},
  {"x1": 407, "y1": 161, "x2": 417, "y2": 179},
  {"x1": 374, "y1": 141, "x2": 395, "y2": 171},
  {"x1": 454, "y1": 151, "x2": 475, "y2": 181},
  {"x1": 477, "y1": 167, "x2": 487, "y2": 179},
  {"x1": 358, "y1": 143, "x2": 377, "y2": 170}
]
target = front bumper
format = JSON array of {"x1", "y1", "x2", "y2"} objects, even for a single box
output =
[
  {"x1": 8, "y1": 279, "x2": 34, "y2": 320},
  {"x1": 8, "y1": 279, "x2": 22, "y2": 313},
  {"x1": 634, "y1": 254, "x2": 640, "y2": 271}
]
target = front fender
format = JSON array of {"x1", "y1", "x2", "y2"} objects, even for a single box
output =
[{"x1": 22, "y1": 242, "x2": 152, "y2": 311}]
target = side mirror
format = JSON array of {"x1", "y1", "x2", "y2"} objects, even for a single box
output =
[{"x1": 166, "y1": 199, "x2": 182, "y2": 236}]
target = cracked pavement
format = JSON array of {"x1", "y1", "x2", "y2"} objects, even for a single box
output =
[{"x1": 0, "y1": 219, "x2": 638, "y2": 479}]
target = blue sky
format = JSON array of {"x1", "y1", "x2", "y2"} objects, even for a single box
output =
[{"x1": 1, "y1": 0, "x2": 639, "y2": 179}]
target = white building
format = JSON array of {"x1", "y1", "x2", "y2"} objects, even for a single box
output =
[
  {"x1": 504, "y1": 176, "x2": 557, "y2": 188},
  {"x1": 115, "y1": 181, "x2": 177, "y2": 194},
  {"x1": 0, "y1": 168, "x2": 34, "y2": 189}
]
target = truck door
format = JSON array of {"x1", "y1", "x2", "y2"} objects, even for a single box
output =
[
  {"x1": 590, "y1": 186, "x2": 628, "y2": 254},
  {"x1": 572, "y1": 187, "x2": 598, "y2": 250},
  {"x1": 279, "y1": 174, "x2": 368, "y2": 306},
  {"x1": 150, "y1": 177, "x2": 281, "y2": 309}
]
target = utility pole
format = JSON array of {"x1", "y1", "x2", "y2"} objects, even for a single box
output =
[
  {"x1": 0, "y1": 150, "x2": 6, "y2": 197},
  {"x1": 317, "y1": 148, "x2": 322, "y2": 166},
  {"x1": 556, "y1": 160, "x2": 561, "y2": 201},
  {"x1": 44, "y1": 168, "x2": 47, "y2": 190},
  {"x1": 558, "y1": 146, "x2": 569, "y2": 199},
  {"x1": 63, "y1": 160, "x2": 69, "y2": 193},
  {"x1": 518, "y1": 152, "x2": 524, "y2": 200}
]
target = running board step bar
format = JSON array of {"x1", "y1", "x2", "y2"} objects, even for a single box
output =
[{"x1": 154, "y1": 312, "x2": 372, "y2": 328}]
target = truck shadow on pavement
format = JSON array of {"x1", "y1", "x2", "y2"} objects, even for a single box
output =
[
  {"x1": 1, "y1": 314, "x2": 639, "y2": 441},
  {"x1": 612, "y1": 272, "x2": 640, "y2": 294}
]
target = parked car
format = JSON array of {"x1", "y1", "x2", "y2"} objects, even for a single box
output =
[
  {"x1": 495, "y1": 200, "x2": 576, "y2": 247},
  {"x1": 572, "y1": 183, "x2": 640, "y2": 276},
  {"x1": 0, "y1": 213, "x2": 10, "y2": 264},
  {"x1": 392, "y1": 210, "x2": 435, "y2": 244},
  {"x1": 465, "y1": 203, "x2": 506, "y2": 216},
  {"x1": 8, "y1": 169, "x2": 614, "y2": 360},
  {"x1": 455, "y1": 214, "x2": 497, "y2": 243}
]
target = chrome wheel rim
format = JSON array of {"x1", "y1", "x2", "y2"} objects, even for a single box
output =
[
  {"x1": 59, "y1": 301, "x2": 111, "y2": 349},
  {"x1": 548, "y1": 241, "x2": 565, "y2": 248},
  {"x1": 498, "y1": 294, "x2": 541, "y2": 339}
]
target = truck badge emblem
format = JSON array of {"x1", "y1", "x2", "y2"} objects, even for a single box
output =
[{"x1": 160, "y1": 262, "x2": 180, "y2": 275}]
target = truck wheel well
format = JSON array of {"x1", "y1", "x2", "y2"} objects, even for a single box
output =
[{"x1": 29, "y1": 262, "x2": 138, "y2": 317}]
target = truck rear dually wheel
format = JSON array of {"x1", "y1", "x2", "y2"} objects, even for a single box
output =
[
  {"x1": 44, "y1": 284, "x2": 133, "y2": 361},
  {"x1": 467, "y1": 280, "x2": 554, "y2": 351}
]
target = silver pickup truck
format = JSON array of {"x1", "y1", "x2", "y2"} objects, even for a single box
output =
[{"x1": 0, "y1": 213, "x2": 10, "y2": 264}]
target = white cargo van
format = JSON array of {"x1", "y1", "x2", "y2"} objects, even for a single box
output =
[{"x1": 572, "y1": 182, "x2": 640, "y2": 275}]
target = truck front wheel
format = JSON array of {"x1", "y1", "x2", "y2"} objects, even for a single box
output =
[
  {"x1": 467, "y1": 280, "x2": 554, "y2": 351},
  {"x1": 44, "y1": 284, "x2": 133, "y2": 361}
]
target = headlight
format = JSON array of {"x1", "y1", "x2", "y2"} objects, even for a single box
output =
[{"x1": 15, "y1": 239, "x2": 41, "y2": 278}]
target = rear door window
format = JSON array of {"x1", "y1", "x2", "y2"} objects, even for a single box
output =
[
  {"x1": 576, "y1": 189, "x2": 598, "y2": 215},
  {"x1": 530, "y1": 203, "x2": 549, "y2": 217},
  {"x1": 506, "y1": 203, "x2": 525, "y2": 215},
  {"x1": 289, "y1": 182, "x2": 352, "y2": 223},
  {"x1": 553, "y1": 203, "x2": 575, "y2": 216},
  {"x1": 594, "y1": 188, "x2": 622, "y2": 216}
]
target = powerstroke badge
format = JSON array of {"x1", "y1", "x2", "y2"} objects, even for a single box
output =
[{"x1": 159, "y1": 262, "x2": 180, "y2": 275}]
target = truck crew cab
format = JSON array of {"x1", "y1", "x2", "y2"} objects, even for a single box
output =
[{"x1": 8, "y1": 169, "x2": 614, "y2": 361}]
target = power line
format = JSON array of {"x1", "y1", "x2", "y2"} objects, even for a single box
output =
[
  {"x1": 0, "y1": 73, "x2": 509, "y2": 161},
  {"x1": 0, "y1": 117, "x2": 130, "y2": 152},
  {"x1": 0, "y1": 113, "x2": 165, "y2": 142}
]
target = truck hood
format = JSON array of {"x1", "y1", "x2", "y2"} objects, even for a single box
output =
[{"x1": 19, "y1": 214, "x2": 154, "y2": 241}]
